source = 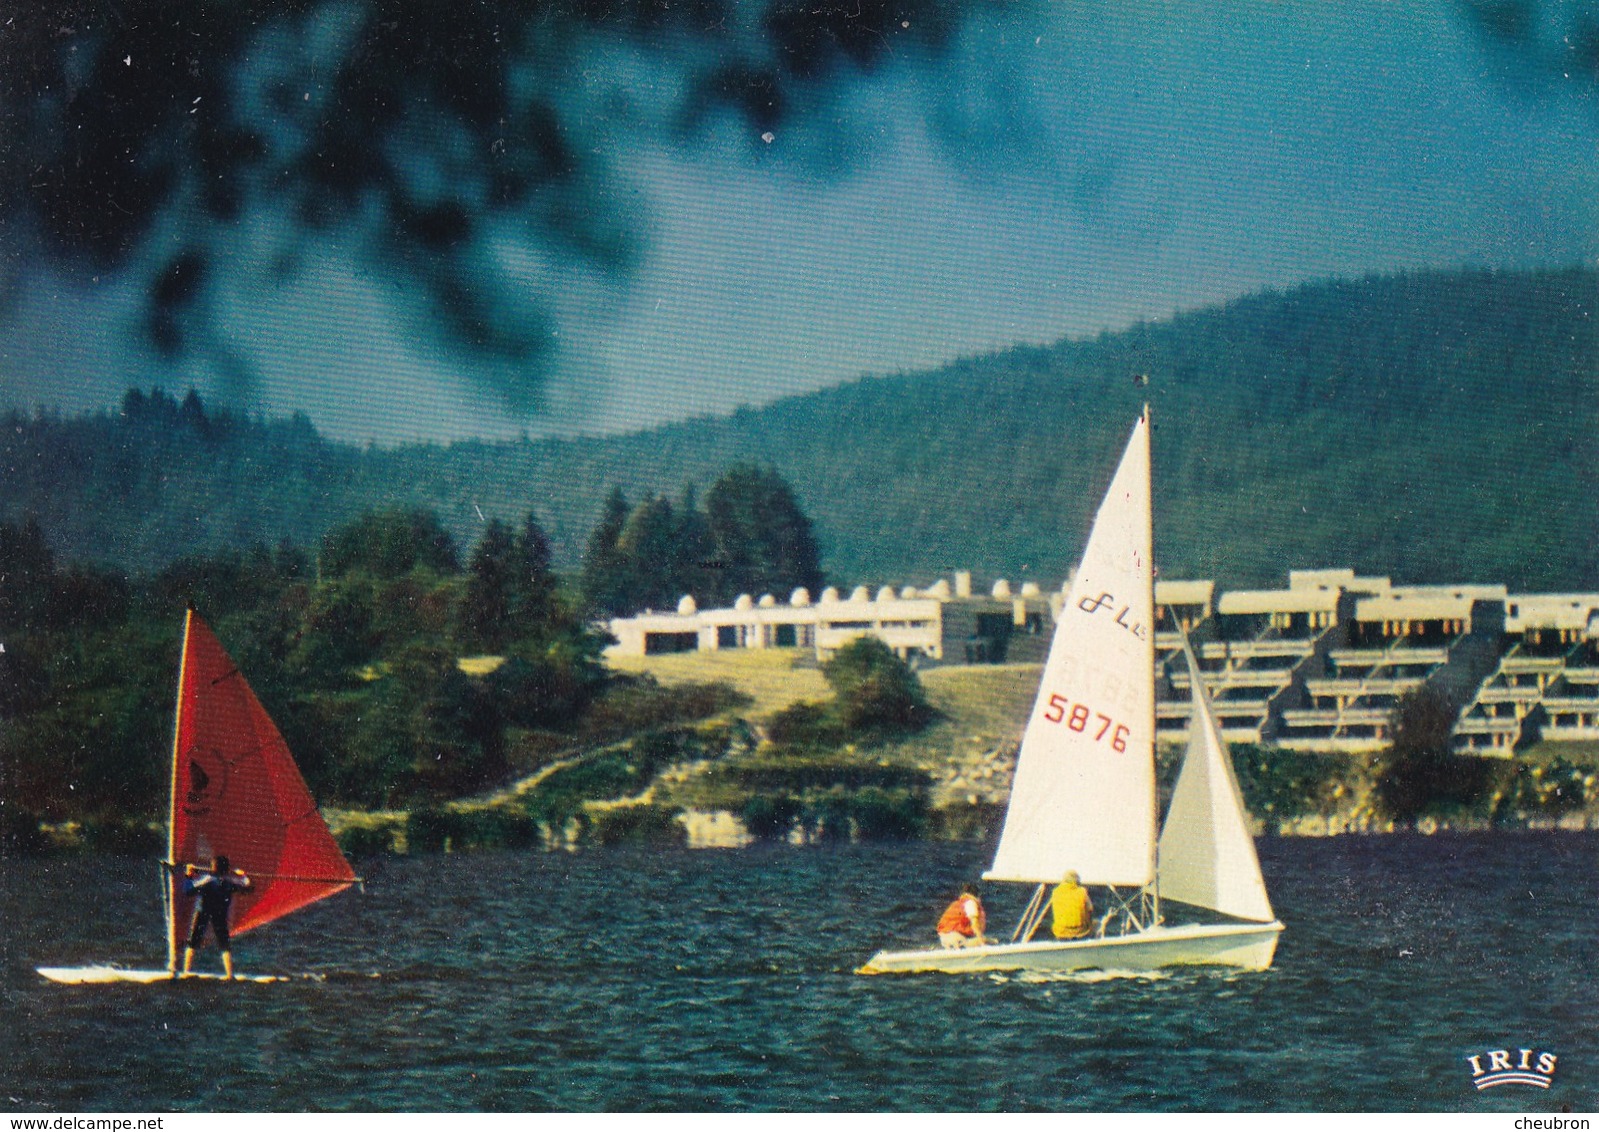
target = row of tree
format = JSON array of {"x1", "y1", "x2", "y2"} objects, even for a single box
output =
[{"x1": 581, "y1": 464, "x2": 825, "y2": 616}]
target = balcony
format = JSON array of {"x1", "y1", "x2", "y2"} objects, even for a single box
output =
[
  {"x1": 1543, "y1": 694, "x2": 1599, "y2": 712},
  {"x1": 1331, "y1": 645, "x2": 1450, "y2": 667},
  {"x1": 1559, "y1": 667, "x2": 1599, "y2": 687},
  {"x1": 1475, "y1": 684, "x2": 1543, "y2": 705},
  {"x1": 1281, "y1": 706, "x2": 1392, "y2": 728},
  {"x1": 1453, "y1": 715, "x2": 1519, "y2": 737},
  {"x1": 1540, "y1": 714, "x2": 1599, "y2": 739},
  {"x1": 1502, "y1": 655, "x2": 1565, "y2": 676},
  {"x1": 1306, "y1": 676, "x2": 1425, "y2": 703},
  {"x1": 1200, "y1": 640, "x2": 1317, "y2": 663},
  {"x1": 1169, "y1": 670, "x2": 1292, "y2": 696}
]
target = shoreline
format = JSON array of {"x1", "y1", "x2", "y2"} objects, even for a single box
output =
[{"x1": 24, "y1": 804, "x2": 1599, "y2": 858}]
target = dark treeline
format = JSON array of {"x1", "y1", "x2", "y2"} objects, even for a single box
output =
[
  {"x1": 4, "y1": 268, "x2": 1596, "y2": 590},
  {"x1": 581, "y1": 465, "x2": 825, "y2": 616},
  {"x1": 2, "y1": 387, "x2": 369, "y2": 573},
  {"x1": 0, "y1": 507, "x2": 604, "y2": 837}
]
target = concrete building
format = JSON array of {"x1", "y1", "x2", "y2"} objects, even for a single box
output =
[
  {"x1": 1157, "y1": 569, "x2": 1390, "y2": 746},
  {"x1": 1279, "y1": 584, "x2": 1506, "y2": 751},
  {"x1": 1454, "y1": 593, "x2": 1599, "y2": 753},
  {"x1": 609, "y1": 564, "x2": 1599, "y2": 756},
  {"x1": 1155, "y1": 571, "x2": 1523, "y2": 753},
  {"x1": 606, "y1": 570, "x2": 1054, "y2": 666}
]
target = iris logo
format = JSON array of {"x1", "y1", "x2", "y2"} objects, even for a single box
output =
[
  {"x1": 183, "y1": 750, "x2": 227, "y2": 816},
  {"x1": 1466, "y1": 1047, "x2": 1557, "y2": 1090}
]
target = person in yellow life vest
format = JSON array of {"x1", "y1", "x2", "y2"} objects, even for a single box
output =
[
  {"x1": 1051, "y1": 870, "x2": 1094, "y2": 940},
  {"x1": 936, "y1": 883, "x2": 988, "y2": 948}
]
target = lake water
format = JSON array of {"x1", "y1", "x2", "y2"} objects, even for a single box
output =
[{"x1": 3, "y1": 832, "x2": 1595, "y2": 1112}]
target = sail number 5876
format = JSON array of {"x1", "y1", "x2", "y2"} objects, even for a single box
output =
[{"x1": 1043, "y1": 694, "x2": 1129, "y2": 752}]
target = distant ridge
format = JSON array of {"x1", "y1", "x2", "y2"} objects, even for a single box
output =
[{"x1": 4, "y1": 266, "x2": 1595, "y2": 590}]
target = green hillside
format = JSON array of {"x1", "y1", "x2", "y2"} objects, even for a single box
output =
[{"x1": 6, "y1": 267, "x2": 1595, "y2": 589}]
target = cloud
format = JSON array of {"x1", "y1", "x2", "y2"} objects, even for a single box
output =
[{"x1": 0, "y1": 0, "x2": 1037, "y2": 420}]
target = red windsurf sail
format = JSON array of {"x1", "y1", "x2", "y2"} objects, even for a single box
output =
[{"x1": 166, "y1": 611, "x2": 355, "y2": 959}]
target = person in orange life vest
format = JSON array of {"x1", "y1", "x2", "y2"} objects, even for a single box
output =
[
  {"x1": 936, "y1": 883, "x2": 988, "y2": 948},
  {"x1": 1050, "y1": 870, "x2": 1094, "y2": 940}
]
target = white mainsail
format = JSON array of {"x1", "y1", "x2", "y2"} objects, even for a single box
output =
[
  {"x1": 985, "y1": 414, "x2": 1155, "y2": 886},
  {"x1": 1155, "y1": 641, "x2": 1276, "y2": 923}
]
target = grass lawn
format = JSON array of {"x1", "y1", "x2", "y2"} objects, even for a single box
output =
[
  {"x1": 605, "y1": 651, "x2": 1043, "y2": 806},
  {"x1": 1515, "y1": 739, "x2": 1599, "y2": 764},
  {"x1": 875, "y1": 663, "x2": 1040, "y2": 804},
  {"x1": 604, "y1": 647, "x2": 831, "y2": 717}
]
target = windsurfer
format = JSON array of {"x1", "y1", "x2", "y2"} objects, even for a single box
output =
[
  {"x1": 177, "y1": 856, "x2": 251, "y2": 978},
  {"x1": 936, "y1": 883, "x2": 988, "y2": 948}
]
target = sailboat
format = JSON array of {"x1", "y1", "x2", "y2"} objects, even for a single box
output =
[
  {"x1": 859, "y1": 410, "x2": 1283, "y2": 975},
  {"x1": 38, "y1": 610, "x2": 358, "y2": 984}
]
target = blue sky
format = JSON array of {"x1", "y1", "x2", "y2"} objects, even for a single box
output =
[{"x1": 2, "y1": 1, "x2": 1595, "y2": 445}]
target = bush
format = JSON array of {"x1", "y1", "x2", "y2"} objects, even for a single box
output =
[
  {"x1": 1374, "y1": 686, "x2": 1495, "y2": 821},
  {"x1": 522, "y1": 729, "x2": 706, "y2": 826},
  {"x1": 844, "y1": 786, "x2": 927, "y2": 840},
  {"x1": 765, "y1": 700, "x2": 843, "y2": 750},
  {"x1": 802, "y1": 788, "x2": 854, "y2": 841},
  {"x1": 337, "y1": 821, "x2": 403, "y2": 857},
  {"x1": 712, "y1": 757, "x2": 931, "y2": 793},
  {"x1": 821, "y1": 636, "x2": 934, "y2": 735},
  {"x1": 740, "y1": 786, "x2": 927, "y2": 841},
  {"x1": 927, "y1": 800, "x2": 1007, "y2": 841},
  {"x1": 585, "y1": 803, "x2": 685, "y2": 846},
  {"x1": 1228, "y1": 745, "x2": 1352, "y2": 821},
  {"x1": 581, "y1": 675, "x2": 749, "y2": 738},
  {"x1": 741, "y1": 793, "x2": 803, "y2": 840},
  {"x1": 1494, "y1": 757, "x2": 1596, "y2": 818},
  {"x1": 406, "y1": 806, "x2": 538, "y2": 852}
]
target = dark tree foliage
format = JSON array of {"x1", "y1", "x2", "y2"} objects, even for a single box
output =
[
  {"x1": 820, "y1": 635, "x2": 933, "y2": 734},
  {"x1": 765, "y1": 635, "x2": 933, "y2": 750},
  {"x1": 0, "y1": 616, "x2": 175, "y2": 820},
  {"x1": 0, "y1": 517, "x2": 57, "y2": 631},
  {"x1": 614, "y1": 495, "x2": 686, "y2": 613},
  {"x1": 147, "y1": 542, "x2": 307, "y2": 623},
  {"x1": 513, "y1": 512, "x2": 561, "y2": 629},
  {"x1": 0, "y1": 517, "x2": 131, "y2": 636},
  {"x1": 382, "y1": 643, "x2": 508, "y2": 803},
  {"x1": 703, "y1": 464, "x2": 824, "y2": 605},
  {"x1": 581, "y1": 465, "x2": 825, "y2": 615},
  {"x1": 0, "y1": 389, "x2": 361, "y2": 574},
  {"x1": 320, "y1": 507, "x2": 460, "y2": 579},
  {"x1": 458, "y1": 519, "x2": 519, "y2": 651},
  {"x1": 672, "y1": 484, "x2": 717, "y2": 601},
  {"x1": 458, "y1": 511, "x2": 572, "y2": 650},
  {"x1": 1373, "y1": 685, "x2": 1495, "y2": 821},
  {"x1": 2, "y1": 0, "x2": 1015, "y2": 402},
  {"x1": 580, "y1": 487, "x2": 634, "y2": 617},
  {"x1": 1, "y1": 500, "x2": 617, "y2": 824},
  {"x1": 291, "y1": 575, "x2": 380, "y2": 686}
]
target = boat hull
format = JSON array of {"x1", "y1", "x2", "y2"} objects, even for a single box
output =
[{"x1": 857, "y1": 920, "x2": 1283, "y2": 975}]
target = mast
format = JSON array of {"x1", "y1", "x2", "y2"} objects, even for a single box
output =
[
  {"x1": 1145, "y1": 403, "x2": 1161, "y2": 929},
  {"x1": 164, "y1": 608, "x2": 195, "y2": 973}
]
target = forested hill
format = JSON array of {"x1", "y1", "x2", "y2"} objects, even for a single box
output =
[{"x1": 5, "y1": 267, "x2": 1595, "y2": 590}]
